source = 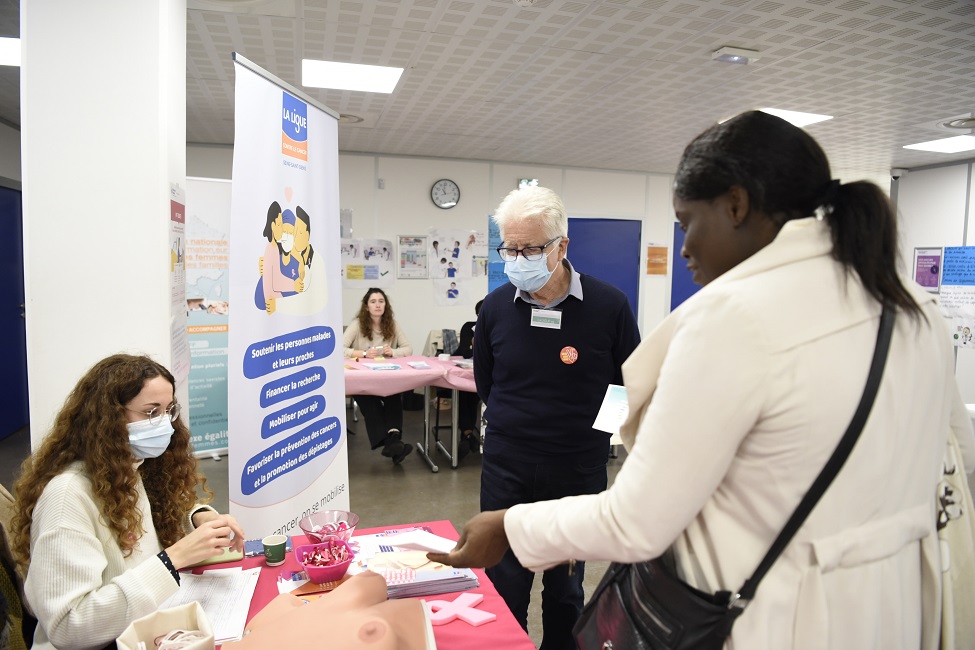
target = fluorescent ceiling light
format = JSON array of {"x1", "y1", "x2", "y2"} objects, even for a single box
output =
[
  {"x1": 759, "y1": 108, "x2": 833, "y2": 127},
  {"x1": 903, "y1": 135, "x2": 975, "y2": 154},
  {"x1": 302, "y1": 60, "x2": 403, "y2": 93},
  {"x1": 712, "y1": 47, "x2": 760, "y2": 65},
  {"x1": 0, "y1": 37, "x2": 20, "y2": 67}
]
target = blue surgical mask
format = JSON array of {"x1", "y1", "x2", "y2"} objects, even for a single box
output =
[
  {"x1": 126, "y1": 418, "x2": 175, "y2": 459},
  {"x1": 504, "y1": 251, "x2": 555, "y2": 293}
]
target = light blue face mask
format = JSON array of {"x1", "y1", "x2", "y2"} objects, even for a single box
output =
[
  {"x1": 126, "y1": 418, "x2": 175, "y2": 459},
  {"x1": 504, "y1": 249, "x2": 556, "y2": 293}
]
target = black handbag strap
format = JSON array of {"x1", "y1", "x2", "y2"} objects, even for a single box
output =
[{"x1": 731, "y1": 304, "x2": 895, "y2": 608}]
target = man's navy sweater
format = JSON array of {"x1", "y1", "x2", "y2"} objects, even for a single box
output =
[{"x1": 474, "y1": 275, "x2": 641, "y2": 464}]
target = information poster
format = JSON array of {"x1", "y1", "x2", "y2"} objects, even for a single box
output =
[
  {"x1": 397, "y1": 235, "x2": 428, "y2": 279},
  {"x1": 169, "y1": 184, "x2": 189, "y2": 383},
  {"x1": 341, "y1": 238, "x2": 394, "y2": 287},
  {"x1": 430, "y1": 228, "x2": 485, "y2": 305},
  {"x1": 228, "y1": 59, "x2": 348, "y2": 538},
  {"x1": 939, "y1": 246, "x2": 975, "y2": 348},
  {"x1": 913, "y1": 247, "x2": 942, "y2": 293},
  {"x1": 185, "y1": 178, "x2": 231, "y2": 456}
]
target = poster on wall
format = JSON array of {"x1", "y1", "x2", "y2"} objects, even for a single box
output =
[
  {"x1": 913, "y1": 247, "x2": 942, "y2": 293},
  {"x1": 647, "y1": 245, "x2": 668, "y2": 275},
  {"x1": 487, "y1": 216, "x2": 506, "y2": 293},
  {"x1": 228, "y1": 55, "x2": 348, "y2": 538},
  {"x1": 169, "y1": 184, "x2": 189, "y2": 384},
  {"x1": 397, "y1": 235, "x2": 428, "y2": 279},
  {"x1": 939, "y1": 246, "x2": 975, "y2": 348},
  {"x1": 185, "y1": 177, "x2": 231, "y2": 457},
  {"x1": 428, "y1": 229, "x2": 486, "y2": 278},
  {"x1": 341, "y1": 238, "x2": 394, "y2": 287}
]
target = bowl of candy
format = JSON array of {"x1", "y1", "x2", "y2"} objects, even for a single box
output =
[
  {"x1": 298, "y1": 510, "x2": 359, "y2": 543},
  {"x1": 294, "y1": 537, "x2": 355, "y2": 584}
]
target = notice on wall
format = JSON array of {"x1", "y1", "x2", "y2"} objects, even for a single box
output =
[
  {"x1": 169, "y1": 183, "x2": 190, "y2": 384},
  {"x1": 646, "y1": 245, "x2": 668, "y2": 275},
  {"x1": 397, "y1": 235, "x2": 428, "y2": 279},
  {"x1": 341, "y1": 238, "x2": 394, "y2": 287},
  {"x1": 913, "y1": 247, "x2": 942, "y2": 293},
  {"x1": 939, "y1": 246, "x2": 975, "y2": 348}
]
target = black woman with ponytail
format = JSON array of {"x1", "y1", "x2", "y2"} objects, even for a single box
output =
[{"x1": 429, "y1": 110, "x2": 972, "y2": 649}]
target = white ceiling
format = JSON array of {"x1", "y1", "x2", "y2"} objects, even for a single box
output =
[{"x1": 2, "y1": 0, "x2": 975, "y2": 178}]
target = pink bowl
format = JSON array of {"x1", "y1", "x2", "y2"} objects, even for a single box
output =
[
  {"x1": 298, "y1": 510, "x2": 359, "y2": 543},
  {"x1": 294, "y1": 538, "x2": 354, "y2": 584}
]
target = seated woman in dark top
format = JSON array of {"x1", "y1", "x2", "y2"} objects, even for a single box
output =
[{"x1": 456, "y1": 299, "x2": 483, "y2": 459}]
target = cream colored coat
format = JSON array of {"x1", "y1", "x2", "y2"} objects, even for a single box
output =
[{"x1": 505, "y1": 217, "x2": 975, "y2": 649}]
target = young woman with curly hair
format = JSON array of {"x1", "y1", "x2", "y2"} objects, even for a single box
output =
[
  {"x1": 342, "y1": 288, "x2": 414, "y2": 465},
  {"x1": 11, "y1": 354, "x2": 245, "y2": 650}
]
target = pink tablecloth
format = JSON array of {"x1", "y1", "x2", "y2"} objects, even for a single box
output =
[
  {"x1": 344, "y1": 355, "x2": 446, "y2": 397},
  {"x1": 344, "y1": 355, "x2": 476, "y2": 396},
  {"x1": 213, "y1": 520, "x2": 533, "y2": 649},
  {"x1": 425, "y1": 357, "x2": 476, "y2": 393}
]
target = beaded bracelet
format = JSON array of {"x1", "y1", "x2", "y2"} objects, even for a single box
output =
[{"x1": 157, "y1": 550, "x2": 180, "y2": 585}]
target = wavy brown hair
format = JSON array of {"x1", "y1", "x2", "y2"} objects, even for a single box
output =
[
  {"x1": 11, "y1": 354, "x2": 212, "y2": 567},
  {"x1": 356, "y1": 287, "x2": 396, "y2": 341}
]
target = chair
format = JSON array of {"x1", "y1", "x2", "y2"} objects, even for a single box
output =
[{"x1": 1, "y1": 483, "x2": 35, "y2": 648}]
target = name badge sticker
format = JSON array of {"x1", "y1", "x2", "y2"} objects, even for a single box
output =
[{"x1": 531, "y1": 308, "x2": 562, "y2": 329}]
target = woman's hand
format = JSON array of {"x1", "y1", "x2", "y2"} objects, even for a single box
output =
[
  {"x1": 426, "y1": 510, "x2": 509, "y2": 569},
  {"x1": 166, "y1": 514, "x2": 244, "y2": 569},
  {"x1": 382, "y1": 344, "x2": 393, "y2": 357},
  {"x1": 364, "y1": 347, "x2": 379, "y2": 359}
]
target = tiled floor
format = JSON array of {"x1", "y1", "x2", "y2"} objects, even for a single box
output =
[{"x1": 1, "y1": 403, "x2": 625, "y2": 648}]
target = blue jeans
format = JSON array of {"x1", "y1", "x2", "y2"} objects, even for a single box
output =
[{"x1": 480, "y1": 452, "x2": 608, "y2": 650}]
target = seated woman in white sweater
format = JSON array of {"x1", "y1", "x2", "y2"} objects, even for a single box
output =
[
  {"x1": 11, "y1": 354, "x2": 245, "y2": 650},
  {"x1": 343, "y1": 287, "x2": 414, "y2": 465}
]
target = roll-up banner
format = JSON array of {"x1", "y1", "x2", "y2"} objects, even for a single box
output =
[
  {"x1": 228, "y1": 54, "x2": 349, "y2": 538},
  {"x1": 185, "y1": 177, "x2": 231, "y2": 458}
]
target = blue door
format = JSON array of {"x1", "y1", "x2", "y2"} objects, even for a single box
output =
[
  {"x1": 567, "y1": 218, "x2": 640, "y2": 316},
  {"x1": 670, "y1": 222, "x2": 700, "y2": 311},
  {"x1": 0, "y1": 185, "x2": 28, "y2": 439}
]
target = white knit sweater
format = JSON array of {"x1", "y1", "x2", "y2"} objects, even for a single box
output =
[{"x1": 24, "y1": 462, "x2": 181, "y2": 650}]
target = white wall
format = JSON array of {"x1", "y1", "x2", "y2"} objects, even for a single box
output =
[
  {"x1": 22, "y1": 0, "x2": 187, "y2": 442},
  {"x1": 894, "y1": 161, "x2": 975, "y2": 401},
  {"x1": 187, "y1": 144, "x2": 677, "y2": 348}
]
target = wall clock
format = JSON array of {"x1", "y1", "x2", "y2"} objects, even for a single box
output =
[{"x1": 431, "y1": 179, "x2": 460, "y2": 209}]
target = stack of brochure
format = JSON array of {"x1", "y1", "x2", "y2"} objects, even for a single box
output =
[{"x1": 348, "y1": 528, "x2": 478, "y2": 599}]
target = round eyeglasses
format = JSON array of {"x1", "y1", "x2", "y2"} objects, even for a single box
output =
[
  {"x1": 496, "y1": 236, "x2": 562, "y2": 262},
  {"x1": 127, "y1": 402, "x2": 181, "y2": 425}
]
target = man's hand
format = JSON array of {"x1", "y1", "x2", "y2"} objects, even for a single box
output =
[{"x1": 427, "y1": 509, "x2": 509, "y2": 568}]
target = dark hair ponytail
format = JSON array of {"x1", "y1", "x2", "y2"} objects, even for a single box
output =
[
  {"x1": 675, "y1": 110, "x2": 922, "y2": 319},
  {"x1": 827, "y1": 181, "x2": 921, "y2": 319}
]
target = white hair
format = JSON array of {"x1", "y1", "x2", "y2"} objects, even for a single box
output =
[{"x1": 492, "y1": 186, "x2": 567, "y2": 240}]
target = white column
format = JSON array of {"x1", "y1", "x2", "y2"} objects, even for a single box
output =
[{"x1": 21, "y1": 0, "x2": 187, "y2": 445}]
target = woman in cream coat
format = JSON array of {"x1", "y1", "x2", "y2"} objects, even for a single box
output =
[{"x1": 429, "y1": 111, "x2": 975, "y2": 649}]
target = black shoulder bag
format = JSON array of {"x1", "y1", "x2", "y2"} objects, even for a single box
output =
[{"x1": 574, "y1": 305, "x2": 895, "y2": 650}]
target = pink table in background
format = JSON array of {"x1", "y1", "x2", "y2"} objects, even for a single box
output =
[
  {"x1": 343, "y1": 355, "x2": 445, "y2": 397},
  {"x1": 211, "y1": 519, "x2": 533, "y2": 650},
  {"x1": 419, "y1": 358, "x2": 476, "y2": 472},
  {"x1": 344, "y1": 355, "x2": 475, "y2": 473}
]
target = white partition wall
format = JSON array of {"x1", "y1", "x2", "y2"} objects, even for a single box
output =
[
  {"x1": 22, "y1": 0, "x2": 187, "y2": 444},
  {"x1": 894, "y1": 161, "x2": 975, "y2": 401}
]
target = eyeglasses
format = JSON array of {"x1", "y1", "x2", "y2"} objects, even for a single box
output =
[
  {"x1": 496, "y1": 236, "x2": 562, "y2": 262},
  {"x1": 127, "y1": 402, "x2": 181, "y2": 425}
]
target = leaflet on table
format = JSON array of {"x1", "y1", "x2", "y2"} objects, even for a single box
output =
[
  {"x1": 453, "y1": 359, "x2": 473, "y2": 369},
  {"x1": 347, "y1": 531, "x2": 478, "y2": 598},
  {"x1": 363, "y1": 362, "x2": 401, "y2": 370},
  {"x1": 161, "y1": 567, "x2": 260, "y2": 644},
  {"x1": 407, "y1": 361, "x2": 432, "y2": 369}
]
